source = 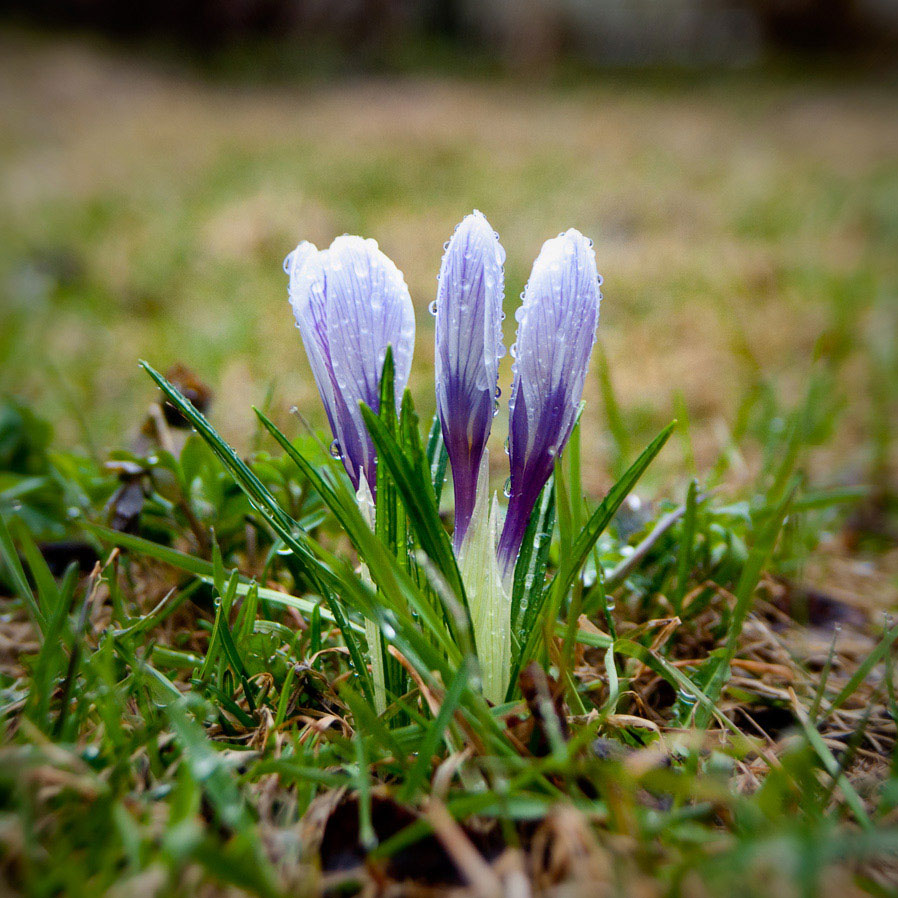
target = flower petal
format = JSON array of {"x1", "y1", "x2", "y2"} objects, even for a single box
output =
[
  {"x1": 497, "y1": 229, "x2": 602, "y2": 574},
  {"x1": 434, "y1": 211, "x2": 505, "y2": 547},
  {"x1": 287, "y1": 236, "x2": 415, "y2": 489}
]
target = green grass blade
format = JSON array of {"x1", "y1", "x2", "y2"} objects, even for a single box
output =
[
  {"x1": 361, "y1": 400, "x2": 468, "y2": 614},
  {"x1": 597, "y1": 346, "x2": 630, "y2": 478},
  {"x1": 141, "y1": 362, "x2": 373, "y2": 699},
  {"x1": 0, "y1": 511, "x2": 45, "y2": 632},
  {"x1": 507, "y1": 422, "x2": 675, "y2": 696},
  {"x1": 821, "y1": 622, "x2": 898, "y2": 722},
  {"x1": 255, "y1": 409, "x2": 457, "y2": 662},
  {"x1": 673, "y1": 478, "x2": 699, "y2": 615},
  {"x1": 695, "y1": 482, "x2": 796, "y2": 727},
  {"x1": 510, "y1": 482, "x2": 555, "y2": 633},
  {"x1": 87, "y1": 524, "x2": 346, "y2": 626},
  {"x1": 141, "y1": 361, "x2": 317, "y2": 570},
  {"x1": 425, "y1": 414, "x2": 448, "y2": 505},
  {"x1": 399, "y1": 657, "x2": 471, "y2": 802}
]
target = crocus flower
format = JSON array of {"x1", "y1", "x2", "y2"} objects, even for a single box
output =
[
  {"x1": 497, "y1": 229, "x2": 602, "y2": 576},
  {"x1": 434, "y1": 211, "x2": 505, "y2": 549},
  {"x1": 286, "y1": 235, "x2": 415, "y2": 492}
]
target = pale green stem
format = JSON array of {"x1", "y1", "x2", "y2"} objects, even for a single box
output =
[
  {"x1": 458, "y1": 450, "x2": 510, "y2": 705},
  {"x1": 357, "y1": 474, "x2": 387, "y2": 715}
]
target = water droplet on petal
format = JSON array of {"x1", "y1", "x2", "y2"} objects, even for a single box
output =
[
  {"x1": 329, "y1": 439, "x2": 342, "y2": 459},
  {"x1": 503, "y1": 478, "x2": 512, "y2": 498},
  {"x1": 429, "y1": 300, "x2": 438, "y2": 316}
]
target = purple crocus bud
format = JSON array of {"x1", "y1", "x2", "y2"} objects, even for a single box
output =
[
  {"x1": 497, "y1": 229, "x2": 602, "y2": 576},
  {"x1": 434, "y1": 211, "x2": 505, "y2": 549},
  {"x1": 286, "y1": 235, "x2": 415, "y2": 491}
]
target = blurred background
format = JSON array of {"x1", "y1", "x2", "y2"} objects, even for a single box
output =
[{"x1": 1, "y1": 0, "x2": 896, "y2": 498}]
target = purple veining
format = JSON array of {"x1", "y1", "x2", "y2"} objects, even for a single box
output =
[
  {"x1": 286, "y1": 235, "x2": 415, "y2": 491},
  {"x1": 497, "y1": 229, "x2": 602, "y2": 577},
  {"x1": 434, "y1": 211, "x2": 505, "y2": 549}
]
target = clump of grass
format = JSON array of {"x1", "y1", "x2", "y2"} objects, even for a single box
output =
[{"x1": 1, "y1": 340, "x2": 896, "y2": 896}]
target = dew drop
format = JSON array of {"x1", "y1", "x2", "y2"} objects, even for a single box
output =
[
  {"x1": 503, "y1": 478, "x2": 512, "y2": 498},
  {"x1": 510, "y1": 343, "x2": 517, "y2": 358},
  {"x1": 677, "y1": 689, "x2": 697, "y2": 706},
  {"x1": 329, "y1": 439, "x2": 342, "y2": 459},
  {"x1": 429, "y1": 300, "x2": 438, "y2": 316},
  {"x1": 193, "y1": 756, "x2": 216, "y2": 780},
  {"x1": 494, "y1": 385, "x2": 501, "y2": 399}
]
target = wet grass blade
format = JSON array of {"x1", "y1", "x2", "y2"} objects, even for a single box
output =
[
  {"x1": 142, "y1": 362, "x2": 317, "y2": 569},
  {"x1": 142, "y1": 361, "x2": 371, "y2": 701},
  {"x1": 361, "y1": 399, "x2": 468, "y2": 616},
  {"x1": 425, "y1": 414, "x2": 449, "y2": 505},
  {"x1": 510, "y1": 482, "x2": 555, "y2": 633},
  {"x1": 88, "y1": 524, "x2": 346, "y2": 626},
  {"x1": 821, "y1": 621, "x2": 898, "y2": 721},
  {"x1": 507, "y1": 422, "x2": 675, "y2": 697},
  {"x1": 256, "y1": 408, "x2": 459, "y2": 663}
]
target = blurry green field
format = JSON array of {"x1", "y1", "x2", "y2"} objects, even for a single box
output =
[{"x1": 1, "y1": 31, "x2": 897, "y2": 491}]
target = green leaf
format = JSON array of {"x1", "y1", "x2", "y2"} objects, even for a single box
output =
[
  {"x1": 374, "y1": 348, "x2": 408, "y2": 702},
  {"x1": 87, "y1": 524, "x2": 350, "y2": 628},
  {"x1": 0, "y1": 511, "x2": 44, "y2": 632},
  {"x1": 255, "y1": 409, "x2": 458, "y2": 664},
  {"x1": 425, "y1": 414, "x2": 448, "y2": 505},
  {"x1": 507, "y1": 421, "x2": 675, "y2": 696},
  {"x1": 141, "y1": 362, "x2": 372, "y2": 700},
  {"x1": 399, "y1": 657, "x2": 471, "y2": 801},
  {"x1": 695, "y1": 481, "x2": 795, "y2": 727},
  {"x1": 673, "y1": 478, "x2": 699, "y2": 614},
  {"x1": 510, "y1": 481, "x2": 555, "y2": 633},
  {"x1": 361, "y1": 398, "x2": 467, "y2": 615}
]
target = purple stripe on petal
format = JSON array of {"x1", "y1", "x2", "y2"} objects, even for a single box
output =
[
  {"x1": 287, "y1": 236, "x2": 415, "y2": 490},
  {"x1": 497, "y1": 229, "x2": 602, "y2": 576},
  {"x1": 435, "y1": 211, "x2": 505, "y2": 548}
]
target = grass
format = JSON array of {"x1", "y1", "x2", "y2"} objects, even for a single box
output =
[{"x1": 1, "y1": 29, "x2": 898, "y2": 898}]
